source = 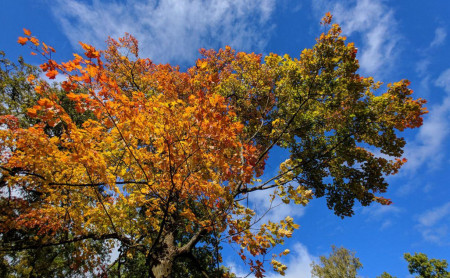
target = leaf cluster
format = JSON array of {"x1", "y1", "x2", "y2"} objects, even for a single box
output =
[{"x1": 0, "y1": 16, "x2": 428, "y2": 277}]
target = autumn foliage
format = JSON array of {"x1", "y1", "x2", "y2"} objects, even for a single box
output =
[{"x1": 1, "y1": 15, "x2": 427, "y2": 278}]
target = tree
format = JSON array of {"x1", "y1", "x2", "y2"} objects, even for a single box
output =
[
  {"x1": 0, "y1": 50, "x2": 40, "y2": 127},
  {"x1": 0, "y1": 50, "x2": 231, "y2": 278},
  {"x1": 311, "y1": 245, "x2": 363, "y2": 278},
  {"x1": 377, "y1": 272, "x2": 396, "y2": 278},
  {"x1": 404, "y1": 252, "x2": 449, "y2": 278},
  {"x1": 1, "y1": 14, "x2": 427, "y2": 278},
  {"x1": 0, "y1": 51, "x2": 114, "y2": 278},
  {"x1": 1, "y1": 55, "x2": 230, "y2": 278},
  {"x1": 378, "y1": 253, "x2": 449, "y2": 278}
]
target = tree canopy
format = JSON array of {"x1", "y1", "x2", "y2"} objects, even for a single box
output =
[
  {"x1": 309, "y1": 247, "x2": 449, "y2": 278},
  {"x1": 0, "y1": 14, "x2": 427, "y2": 278},
  {"x1": 404, "y1": 252, "x2": 449, "y2": 278},
  {"x1": 311, "y1": 245, "x2": 363, "y2": 278},
  {"x1": 378, "y1": 252, "x2": 449, "y2": 278}
]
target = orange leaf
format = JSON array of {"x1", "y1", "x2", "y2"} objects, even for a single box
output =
[
  {"x1": 27, "y1": 74, "x2": 36, "y2": 83},
  {"x1": 46, "y1": 69, "x2": 58, "y2": 79},
  {"x1": 79, "y1": 42, "x2": 100, "y2": 58},
  {"x1": 27, "y1": 108, "x2": 38, "y2": 117},
  {"x1": 62, "y1": 81, "x2": 77, "y2": 92},
  {"x1": 18, "y1": 37, "x2": 28, "y2": 45},
  {"x1": 30, "y1": 37, "x2": 39, "y2": 46},
  {"x1": 40, "y1": 63, "x2": 49, "y2": 71},
  {"x1": 23, "y1": 28, "x2": 31, "y2": 36}
]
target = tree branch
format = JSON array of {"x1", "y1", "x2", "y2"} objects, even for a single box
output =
[
  {"x1": 177, "y1": 228, "x2": 207, "y2": 256},
  {"x1": 0, "y1": 233, "x2": 132, "y2": 252}
]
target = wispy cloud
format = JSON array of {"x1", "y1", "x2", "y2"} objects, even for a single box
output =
[
  {"x1": 312, "y1": 0, "x2": 399, "y2": 77},
  {"x1": 380, "y1": 219, "x2": 393, "y2": 230},
  {"x1": 416, "y1": 202, "x2": 450, "y2": 245},
  {"x1": 415, "y1": 26, "x2": 447, "y2": 97},
  {"x1": 435, "y1": 68, "x2": 450, "y2": 92},
  {"x1": 361, "y1": 203, "x2": 402, "y2": 219},
  {"x1": 355, "y1": 201, "x2": 405, "y2": 232},
  {"x1": 420, "y1": 227, "x2": 449, "y2": 245},
  {"x1": 396, "y1": 182, "x2": 417, "y2": 197},
  {"x1": 404, "y1": 68, "x2": 450, "y2": 172},
  {"x1": 50, "y1": 0, "x2": 276, "y2": 64},
  {"x1": 249, "y1": 186, "x2": 306, "y2": 223},
  {"x1": 361, "y1": 203, "x2": 402, "y2": 230},
  {"x1": 417, "y1": 202, "x2": 450, "y2": 227},
  {"x1": 430, "y1": 27, "x2": 447, "y2": 48},
  {"x1": 396, "y1": 182, "x2": 434, "y2": 197}
]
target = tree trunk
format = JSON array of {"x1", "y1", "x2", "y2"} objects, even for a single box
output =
[
  {"x1": 151, "y1": 257, "x2": 174, "y2": 278},
  {"x1": 149, "y1": 232, "x2": 177, "y2": 278},
  {"x1": 148, "y1": 228, "x2": 207, "y2": 277}
]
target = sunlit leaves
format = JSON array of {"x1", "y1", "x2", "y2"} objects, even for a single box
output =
[{"x1": 0, "y1": 14, "x2": 428, "y2": 277}]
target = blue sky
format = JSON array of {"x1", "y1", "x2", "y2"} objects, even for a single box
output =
[{"x1": 1, "y1": 0, "x2": 449, "y2": 277}]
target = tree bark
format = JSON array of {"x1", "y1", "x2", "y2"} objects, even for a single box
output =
[
  {"x1": 151, "y1": 257, "x2": 174, "y2": 278},
  {"x1": 149, "y1": 232, "x2": 177, "y2": 278}
]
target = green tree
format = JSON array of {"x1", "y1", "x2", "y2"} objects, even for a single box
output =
[
  {"x1": 311, "y1": 245, "x2": 363, "y2": 278},
  {"x1": 377, "y1": 271, "x2": 397, "y2": 278},
  {"x1": 404, "y1": 252, "x2": 449, "y2": 278},
  {"x1": 0, "y1": 51, "x2": 39, "y2": 128}
]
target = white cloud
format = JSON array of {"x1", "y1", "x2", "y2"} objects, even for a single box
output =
[
  {"x1": 430, "y1": 27, "x2": 447, "y2": 48},
  {"x1": 404, "y1": 68, "x2": 450, "y2": 172},
  {"x1": 267, "y1": 243, "x2": 316, "y2": 278},
  {"x1": 229, "y1": 243, "x2": 316, "y2": 278},
  {"x1": 396, "y1": 182, "x2": 434, "y2": 197},
  {"x1": 420, "y1": 226, "x2": 449, "y2": 244},
  {"x1": 415, "y1": 26, "x2": 448, "y2": 97},
  {"x1": 50, "y1": 0, "x2": 276, "y2": 64},
  {"x1": 312, "y1": 0, "x2": 399, "y2": 76},
  {"x1": 359, "y1": 203, "x2": 402, "y2": 231},
  {"x1": 360, "y1": 203, "x2": 401, "y2": 231},
  {"x1": 227, "y1": 260, "x2": 251, "y2": 278},
  {"x1": 416, "y1": 202, "x2": 450, "y2": 245},
  {"x1": 436, "y1": 68, "x2": 450, "y2": 91},
  {"x1": 416, "y1": 59, "x2": 431, "y2": 77},
  {"x1": 417, "y1": 202, "x2": 450, "y2": 227},
  {"x1": 361, "y1": 203, "x2": 402, "y2": 219},
  {"x1": 249, "y1": 186, "x2": 306, "y2": 223},
  {"x1": 380, "y1": 219, "x2": 392, "y2": 230},
  {"x1": 396, "y1": 182, "x2": 418, "y2": 197},
  {"x1": 417, "y1": 70, "x2": 431, "y2": 97}
]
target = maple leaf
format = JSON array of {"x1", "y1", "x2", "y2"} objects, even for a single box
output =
[
  {"x1": 45, "y1": 69, "x2": 58, "y2": 79},
  {"x1": 79, "y1": 42, "x2": 100, "y2": 58},
  {"x1": 17, "y1": 37, "x2": 28, "y2": 45}
]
